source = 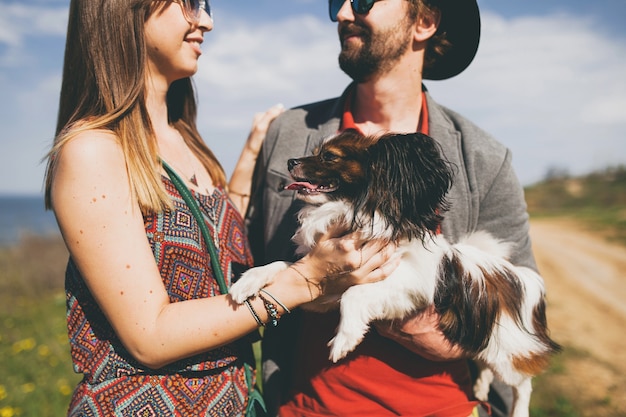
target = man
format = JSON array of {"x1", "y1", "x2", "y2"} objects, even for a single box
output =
[{"x1": 247, "y1": 0, "x2": 536, "y2": 415}]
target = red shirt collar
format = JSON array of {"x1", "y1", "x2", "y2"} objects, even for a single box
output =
[{"x1": 340, "y1": 86, "x2": 429, "y2": 135}]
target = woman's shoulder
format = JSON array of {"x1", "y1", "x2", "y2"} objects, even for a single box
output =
[
  {"x1": 53, "y1": 127, "x2": 129, "y2": 191},
  {"x1": 58, "y1": 127, "x2": 121, "y2": 161},
  {"x1": 63, "y1": 124, "x2": 118, "y2": 145}
]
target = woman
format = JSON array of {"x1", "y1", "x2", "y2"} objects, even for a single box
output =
[{"x1": 43, "y1": 0, "x2": 395, "y2": 415}]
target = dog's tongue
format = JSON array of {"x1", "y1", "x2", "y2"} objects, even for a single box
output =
[{"x1": 285, "y1": 181, "x2": 316, "y2": 191}]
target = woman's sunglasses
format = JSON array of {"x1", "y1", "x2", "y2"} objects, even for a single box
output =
[
  {"x1": 177, "y1": 0, "x2": 212, "y2": 24},
  {"x1": 328, "y1": 0, "x2": 380, "y2": 22}
]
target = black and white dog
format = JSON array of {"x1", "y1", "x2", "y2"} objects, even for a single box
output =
[{"x1": 230, "y1": 130, "x2": 560, "y2": 417}]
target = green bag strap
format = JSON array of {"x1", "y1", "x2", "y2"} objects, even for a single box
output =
[
  {"x1": 162, "y1": 160, "x2": 228, "y2": 295},
  {"x1": 161, "y1": 160, "x2": 266, "y2": 416},
  {"x1": 244, "y1": 362, "x2": 267, "y2": 416}
]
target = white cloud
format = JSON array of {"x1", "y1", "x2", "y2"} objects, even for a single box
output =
[
  {"x1": 197, "y1": 13, "x2": 347, "y2": 104},
  {"x1": 0, "y1": 3, "x2": 67, "y2": 194},
  {"x1": 420, "y1": 11, "x2": 626, "y2": 182},
  {"x1": 199, "y1": 10, "x2": 626, "y2": 182},
  {"x1": 194, "y1": 13, "x2": 350, "y2": 173},
  {"x1": 0, "y1": 3, "x2": 67, "y2": 67},
  {"x1": 0, "y1": 4, "x2": 67, "y2": 46},
  {"x1": 582, "y1": 95, "x2": 626, "y2": 125}
]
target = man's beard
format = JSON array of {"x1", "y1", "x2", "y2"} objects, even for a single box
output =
[{"x1": 338, "y1": 22, "x2": 412, "y2": 83}]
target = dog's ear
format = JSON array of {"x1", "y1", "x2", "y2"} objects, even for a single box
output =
[{"x1": 364, "y1": 132, "x2": 454, "y2": 241}]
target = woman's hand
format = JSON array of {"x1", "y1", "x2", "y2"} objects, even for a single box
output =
[
  {"x1": 374, "y1": 305, "x2": 468, "y2": 361},
  {"x1": 228, "y1": 103, "x2": 285, "y2": 214},
  {"x1": 294, "y1": 224, "x2": 399, "y2": 296},
  {"x1": 243, "y1": 103, "x2": 285, "y2": 155}
]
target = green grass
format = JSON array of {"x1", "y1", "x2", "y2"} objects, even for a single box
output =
[
  {"x1": 0, "y1": 293, "x2": 80, "y2": 417},
  {"x1": 0, "y1": 236, "x2": 79, "y2": 417},
  {"x1": 525, "y1": 165, "x2": 626, "y2": 245},
  {"x1": 524, "y1": 167, "x2": 626, "y2": 416},
  {"x1": 530, "y1": 347, "x2": 580, "y2": 417}
]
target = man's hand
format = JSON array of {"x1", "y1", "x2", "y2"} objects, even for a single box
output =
[{"x1": 374, "y1": 304, "x2": 468, "y2": 361}]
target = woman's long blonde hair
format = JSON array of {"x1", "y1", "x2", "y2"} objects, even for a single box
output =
[{"x1": 44, "y1": 0, "x2": 225, "y2": 213}]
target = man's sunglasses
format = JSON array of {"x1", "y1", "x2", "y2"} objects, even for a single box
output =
[
  {"x1": 328, "y1": 0, "x2": 380, "y2": 22},
  {"x1": 177, "y1": 0, "x2": 212, "y2": 24}
]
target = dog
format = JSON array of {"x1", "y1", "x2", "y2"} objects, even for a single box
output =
[{"x1": 230, "y1": 130, "x2": 561, "y2": 417}]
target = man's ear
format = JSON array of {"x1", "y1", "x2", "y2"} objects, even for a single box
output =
[{"x1": 414, "y1": 10, "x2": 440, "y2": 42}]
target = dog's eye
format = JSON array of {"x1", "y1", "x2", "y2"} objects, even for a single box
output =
[{"x1": 320, "y1": 151, "x2": 339, "y2": 162}]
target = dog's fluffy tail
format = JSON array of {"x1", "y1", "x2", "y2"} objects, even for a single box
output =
[{"x1": 457, "y1": 230, "x2": 512, "y2": 260}]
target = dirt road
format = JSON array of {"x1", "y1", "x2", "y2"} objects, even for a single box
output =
[{"x1": 530, "y1": 219, "x2": 626, "y2": 416}]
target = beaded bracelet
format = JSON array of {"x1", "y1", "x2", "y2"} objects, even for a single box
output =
[
  {"x1": 260, "y1": 289, "x2": 291, "y2": 315},
  {"x1": 258, "y1": 293, "x2": 281, "y2": 327},
  {"x1": 244, "y1": 299, "x2": 264, "y2": 327}
]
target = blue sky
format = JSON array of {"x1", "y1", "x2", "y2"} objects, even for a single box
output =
[{"x1": 1, "y1": 0, "x2": 625, "y2": 195}]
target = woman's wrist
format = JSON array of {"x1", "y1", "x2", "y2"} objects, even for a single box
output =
[
  {"x1": 239, "y1": 143, "x2": 262, "y2": 162},
  {"x1": 227, "y1": 187, "x2": 250, "y2": 198},
  {"x1": 260, "y1": 262, "x2": 326, "y2": 309},
  {"x1": 289, "y1": 264, "x2": 324, "y2": 301},
  {"x1": 239, "y1": 258, "x2": 330, "y2": 328},
  {"x1": 241, "y1": 289, "x2": 291, "y2": 328}
]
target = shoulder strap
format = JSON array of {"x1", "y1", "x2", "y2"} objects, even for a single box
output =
[
  {"x1": 162, "y1": 160, "x2": 266, "y2": 415},
  {"x1": 161, "y1": 160, "x2": 228, "y2": 295}
]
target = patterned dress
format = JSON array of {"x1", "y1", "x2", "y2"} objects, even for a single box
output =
[{"x1": 65, "y1": 177, "x2": 257, "y2": 416}]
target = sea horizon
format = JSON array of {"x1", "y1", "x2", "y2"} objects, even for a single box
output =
[{"x1": 0, "y1": 194, "x2": 60, "y2": 247}]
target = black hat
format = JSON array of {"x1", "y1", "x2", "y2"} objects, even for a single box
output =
[{"x1": 423, "y1": 0, "x2": 481, "y2": 80}]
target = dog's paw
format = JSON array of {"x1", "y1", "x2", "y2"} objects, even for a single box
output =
[
  {"x1": 473, "y1": 380, "x2": 490, "y2": 402},
  {"x1": 472, "y1": 367, "x2": 494, "y2": 402},
  {"x1": 327, "y1": 333, "x2": 361, "y2": 363},
  {"x1": 229, "y1": 261, "x2": 290, "y2": 304},
  {"x1": 229, "y1": 275, "x2": 263, "y2": 303}
]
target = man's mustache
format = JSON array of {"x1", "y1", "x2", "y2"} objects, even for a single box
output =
[{"x1": 339, "y1": 23, "x2": 370, "y2": 41}]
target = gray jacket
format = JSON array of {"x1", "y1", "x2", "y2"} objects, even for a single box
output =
[{"x1": 245, "y1": 85, "x2": 535, "y2": 416}]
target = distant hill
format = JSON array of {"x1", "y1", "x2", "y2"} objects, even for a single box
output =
[{"x1": 524, "y1": 166, "x2": 626, "y2": 245}]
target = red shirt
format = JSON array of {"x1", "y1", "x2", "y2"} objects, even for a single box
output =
[{"x1": 278, "y1": 88, "x2": 478, "y2": 417}]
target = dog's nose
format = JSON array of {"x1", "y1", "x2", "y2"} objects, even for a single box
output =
[{"x1": 288, "y1": 159, "x2": 301, "y2": 170}]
